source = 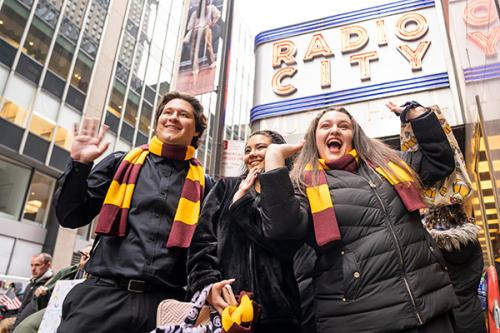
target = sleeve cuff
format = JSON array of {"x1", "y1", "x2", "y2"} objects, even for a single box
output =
[
  {"x1": 260, "y1": 167, "x2": 295, "y2": 206},
  {"x1": 71, "y1": 160, "x2": 93, "y2": 176}
]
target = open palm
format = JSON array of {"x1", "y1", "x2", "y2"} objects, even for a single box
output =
[{"x1": 70, "y1": 118, "x2": 109, "y2": 164}]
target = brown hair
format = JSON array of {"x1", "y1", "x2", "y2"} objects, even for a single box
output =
[
  {"x1": 290, "y1": 107, "x2": 422, "y2": 192},
  {"x1": 154, "y1": 91, "x2": 207, "y2": 148}
]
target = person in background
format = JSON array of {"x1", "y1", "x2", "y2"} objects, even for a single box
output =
[
  {"x1": 13, "y1": 245, "x2": 93, "y2": 333},
  {"x1": 54, "y1": 91, "x2": 212, "y2": 333},
  {"x1": 185, "y1": 0, "x2": 221, "y2": 75},
  {"x1": 188, "y1": 130, "x2": 302, "y2": 333},
  {"x1": 423, "y1": 205, "x2": 486, "y2": 333},
  {"x1": 12, "y1": 253, "x2": 53, "y2": 329},
  {"x1": 259, "y1": 102, "x2": 459, "y2": 332}
]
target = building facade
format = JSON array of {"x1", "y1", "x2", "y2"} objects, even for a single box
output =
[
  {"x1": 0, "y1": 0, "x2": 184, "y2": 276},
  {"x1": 251, "y1": 0, "x2": 500, "y2": 267}
]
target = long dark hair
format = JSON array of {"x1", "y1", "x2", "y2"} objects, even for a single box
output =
[
  {"x1": 242, "y1": 130, "x2": 293, "y2": 175},
  {"x1": 290, "y1": 107, "x2": 422, "y2": 192}
]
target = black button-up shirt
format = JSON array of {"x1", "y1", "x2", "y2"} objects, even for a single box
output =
[{"x1": 54, "y1": 151, "x2": 210, "y2": 290}]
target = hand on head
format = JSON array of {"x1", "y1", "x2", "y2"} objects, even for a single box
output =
[{"x1": 265, "y1": 140, "x2": 305, "y2": 172}]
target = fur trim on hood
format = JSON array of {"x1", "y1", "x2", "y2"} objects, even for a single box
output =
[{"x1": 427, "y1": 223, "x2": 479, "y2": 252}]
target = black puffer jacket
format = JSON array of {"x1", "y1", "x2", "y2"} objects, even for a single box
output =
[
  {"x1": 260, "y1": 112, "x2": 459, "y2": 333},
  {"x1": 429, "y1": 223, "x2": 486, "y2": 333},
  {"x1": 187, "y1": 177, "x2": 301, "y2": 330}
]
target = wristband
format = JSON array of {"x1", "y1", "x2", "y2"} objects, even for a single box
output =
[{"x1": 399, "y1": 100, "x2": 422, "y2": 123}]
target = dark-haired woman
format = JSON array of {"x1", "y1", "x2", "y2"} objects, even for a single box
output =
[
  {"x1": 259, "y1": 103, "x2": 459, "y2": 333},
  {"x1": 187, "y1": 130, "x2": 301, "y2": 333}
]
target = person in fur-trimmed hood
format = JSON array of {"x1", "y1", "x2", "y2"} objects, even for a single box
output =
[{"x1": 424, "y1": 204, "x2": 486, "y2": 333}]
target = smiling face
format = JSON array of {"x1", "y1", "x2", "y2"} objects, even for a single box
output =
[
  {"x1": 243, "y1": 134, "x2": 272, "y2": 170},
  {"x1": 315, "y1": 110, "x2": 354, "y2": 161},
  {"x1": 155, "y1": 98, "x2": 199, "y2": 146}
]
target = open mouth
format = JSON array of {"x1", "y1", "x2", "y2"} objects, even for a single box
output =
[{"x1": 327, "y1": 139, "x2": 343, "y2": 153}]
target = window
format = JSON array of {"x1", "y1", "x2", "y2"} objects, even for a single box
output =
[
  {"x1": 22, "y1": 17, "x2": 53, "y2": 64},
  {"x1": 0, "y1": 99, "x2": 28, "y2": 127},
  {"x1": 0, "y1": 158, "x2": 31, "y2": 220},
  {"x1": 22, "y1": 172, "x2": 55, "y2": 225},
  {"x1": 0, "y1": 0, "x2": 30, "y2": 48},
  {"x1": 107, "y1": 80, "x2": 125, "y2": 118},
  {"x1": 139, "y1": 101, "x2": 153, "y2": 134},
  {"x1": 71, "y1": 52, "x2": 94, "y2": 93},
  {"x1": 124, "y1": 91, "x2": 139, "y2": 126},
  {"x1": 48, "y1": 35, "x2": 75, "y2": 79}
]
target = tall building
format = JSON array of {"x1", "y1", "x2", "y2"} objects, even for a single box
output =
[{"x1": 0, "y1": 0, "x2": 184, "y2": 275}]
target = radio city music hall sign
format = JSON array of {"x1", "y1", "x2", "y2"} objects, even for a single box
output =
[{"x1": 269, "y1": 0, "x2": 499, "y2": 98}]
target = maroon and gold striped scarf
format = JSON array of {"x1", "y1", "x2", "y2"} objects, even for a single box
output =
[
  {"x1": 95, "y1": 136, "x2": 205, "y2": 248},
  {"x1": 304, "y1": 149, "x2": 425, "y2": 247}
]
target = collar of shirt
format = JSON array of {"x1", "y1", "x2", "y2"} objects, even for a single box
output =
[{"x1": 149, "y1": 154, "x2": 190, "y2": 171}]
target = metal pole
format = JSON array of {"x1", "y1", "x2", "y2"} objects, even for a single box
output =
[{"x1": 209, "y1": 0, "x2": 234, "y2": 179}]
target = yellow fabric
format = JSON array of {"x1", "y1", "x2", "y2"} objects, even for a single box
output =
[
  {"x1": 306, "y1": 184, "x2": 333, "y2": 213},
  {"x1": 186, "y1": 164, "x2": 205, "y2": 187},
  {"x1": 305, "y1": 149, "x2": 415, "y2": 216},
  {"x1": 222, "y1": 294, "x2": 254, "y2": 331},
  {"x1": 173, "y1": 198, "x2": 200, "y2": 225},
  {"x1": 101, "y1": 135, "x2": 203, "y2": 228},
  {"x1": 375, "y1": 162, "x2": 414, "y2": 185}
]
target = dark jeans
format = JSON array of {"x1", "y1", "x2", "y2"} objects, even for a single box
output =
[{"x1": 57, "y1": 277, "x2": 185, "y2": 333}]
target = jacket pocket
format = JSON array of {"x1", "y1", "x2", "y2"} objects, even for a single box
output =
[{"x1": 342, "y1": 251, "x2": 362, "y2": 300}]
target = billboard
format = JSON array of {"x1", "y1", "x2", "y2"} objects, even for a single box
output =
[
  {"x1": 251, "y1": 0, "x2": 463, "y2": 139},
  {"x1": 174, "y1": 0, "x2": 224, "y2": 96}
]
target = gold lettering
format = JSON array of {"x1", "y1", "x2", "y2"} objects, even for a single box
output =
[
  {"x1": 350, "y1": 51, "x2": 379, "y2": 81},
  {"x1": 395, "y1": 13, "x2": 428, "y2": 41},
  {"x1": 397, "y1": 41, "x2": 431, "y2": 71},
  {"x1": 272, "y1": 40, "x2": 297, "y2": 68},
  {"x1": 463, "y1": 0, "x2": 497, "y2": 27},
  {"x1": 303, "y1": 33, "x2": 334, "y2": 61},
  {"x1": 467, "y1": 28, "x2": 500, "y2": 55},
  {"x1": 272, "y1": 67, "x2": 298, "y2": 96},
  {"x1": 321, "y1": 59, "x2": 331, "y2": 88},
  {"x1": 376, "y1": 20, "x2": 388, "y2": 46},
  {"x1": 341, "y1": 25, "x2": 369, "y2": 53}
]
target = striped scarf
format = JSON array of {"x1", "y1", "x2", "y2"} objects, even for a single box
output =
[
  {"x1": 304, "y1": 149, "x2": 425, "y2": 247},
  {"x1": 95, "y1": 136, "x2": 205, "y2": 248}
]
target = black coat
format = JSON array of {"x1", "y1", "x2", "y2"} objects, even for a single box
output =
[
  {"x1": 13, "y1": 274, "x2": 52, "y2": 328},
  {"x1": 429, "y1": 223, "x2": 486, "y2": 333},
  {"x1": 259, "y1": 112, "x2": 459, "y2": 333},
  {"x1": 187, "y1": 177, "x2": 301, "y2": 329}
]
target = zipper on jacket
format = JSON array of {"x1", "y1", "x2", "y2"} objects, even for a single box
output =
[{"x1": 366, "y1": 179, "x2": 424, "y2": 325}]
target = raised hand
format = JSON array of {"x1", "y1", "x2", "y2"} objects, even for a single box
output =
[
  {"x1": 385, "y1": 101, "x2": 403, "y2": 115},
  {"x1": 232, "y1": 167, "x2": 260, "y2": 203},
  {"x1": 70, "y1": 118, "x2": 109, "y2": 164},
  {"x1": 386, "y1": 101, "x2": 426, "y2": 121},
  {"x1": 265, "y1": 140, "x2": 305, "y2": 172}
]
